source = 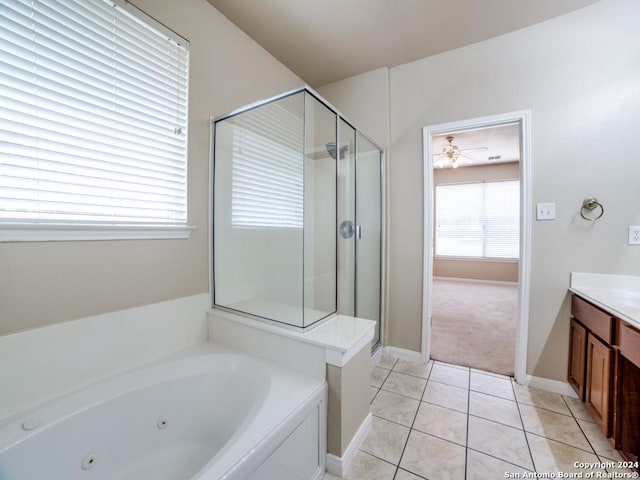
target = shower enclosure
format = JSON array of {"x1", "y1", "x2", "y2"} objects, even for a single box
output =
[{"x1": 212, "y1": 88, "x2": 383, "y2": 347}]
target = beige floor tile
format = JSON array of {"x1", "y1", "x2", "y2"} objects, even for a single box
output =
[
  {"x1": 606, "y1": 464, "x2": 639, "y2": 476},
  {"x1": 393, "y1": 359, "x2": 432, "y2": 379},
  {"x1": 430, "y1": 363, "x2": 470, "y2": 389},
  {"x1": 468, "y1": 416, "x2": 534, "y2": 470},
  {"x1": 527, "y1": 432, "x2": 604, "y2": 474},
  {"x1": 413, "y1": 402, "x2": 468, "y2": 446},
  {"x1": 371, "y1": 389, "x2": 420, "y2": 427},
  {"x1": 322, "y1": 473, "x2": 342, "y2": 480},
  {"x1": 360, "y1": 416, "x2": 410, "y2": 465},
  {"x1": 469, "y1": 390, "x2": 522, "y2": 429},
  {"x1": 470, "y1": 371, "x2": 515, "y2": 401},
  {"x1": 422, "y1": 381, "x2": 469, "y2": 413},
  {"x1": 371, "y1": 367, "x2": 391, "y2": 388},
  {"x1": 466, "y1": 449, "x2": 533, "y2": 480},
  {"x1": 436, "y1": 360, "x2": 469, "y2": 371},
  {"x1": 512, "y1": 382, "x2": 571, "y2": 415},
  {"x1": 381, "y1": 371, "x2": 427, "y2": 400},
  {"x1": 343, "y1": 451, "x2": 396, "y2": 480},
  {"x1": 577, "y1": 418, "x2": 624, "y2": 461},
  {"x1": 564, "y1": 395, "x2": 596, "y2": 423},
  {"x1": 377, "y1": 353, "x2": 398, "y2": 370},
  {"x1": 371, "y1": 386, "x2": 380, "y2": 403},
  {"x1": 400, "y1": 430, "x2": 466, "y2": 480},
  {"x1": 394, "y1": 469, "x2": 424, "y2": 480},
  {"x1": 470, "y1": 367, "x2": 511, "y2": 379},
  {"x1": 519, "y1": 404, "x2": 592, "y2": 451}
]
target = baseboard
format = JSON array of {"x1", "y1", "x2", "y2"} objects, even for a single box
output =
[
  {"x1": 383, "y1": 345, "x2": 422, "y2": 363},
  {"x1": 524, "y1": 375, "x2": 578, "y2": 398},
  {"x1": 325, "y1": 413, "x2": 372, "y2": 477},
  {"x1": 433, "y1": 275, "x2": 517, "y2": 286}
]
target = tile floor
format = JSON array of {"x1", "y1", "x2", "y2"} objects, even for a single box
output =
[{"x1": 324, "y1": 354, "x2": 638, "y2": 480}]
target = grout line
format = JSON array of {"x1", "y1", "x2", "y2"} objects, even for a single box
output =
[
  {"x1": 391, "y1": 356, "x2": 434, "y2": 479},
  {"x1": 511, "y1": 377, "x2": 537, "y2": 472},
  {"x1": 560, "y1": 394, "x2": 600, "y2": 458},
  {"x1": 466, "y1": 446, "x2": 535, "y2": 473},
  {"x1": 464, "y1": 365, "x2": 471, "y2": 480},
  {"x1": 467, "y1": 412, "x2": 524, "y2": 432},
  {"x1": 469, "y1": 387, "x2": 517, "y2": 403}
]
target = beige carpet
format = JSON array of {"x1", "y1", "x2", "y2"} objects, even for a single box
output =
[{"x1": 431, "y1": 278, "x2": 517, "y2": 376}]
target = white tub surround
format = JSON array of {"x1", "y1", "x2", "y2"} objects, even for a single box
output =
[
  {"x1": 207, "y1": 310, "x2": 376, "y2": 372},
  {"x1": 0, "y1": 343, "x2": 327, "y2": 480},
  {"x1": 0, "y1": 294, "x2": 210, "y2": 421},
  {"x1": 570, "y1": 273, "x2": 640, "y2": 328},
  {"x1": 208, "y1": 309, "x2": 375, "y2": 476}
]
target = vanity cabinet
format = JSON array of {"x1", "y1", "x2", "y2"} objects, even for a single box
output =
[
  {"x1": 569, "y1": 294, "x2": 640, "y2": 461},
  {"x1": 615, "y1": 322, "x2": 640, "y2": 462},
  {"x1": 569, "y1": 295, "x2": 614, "y2": 435},
  {"x1": 585, "y1": 332, "x2": 613, "y2": 434},
  {"x1": 568, "y1": 318, "x2": 587, "y2": 399}
]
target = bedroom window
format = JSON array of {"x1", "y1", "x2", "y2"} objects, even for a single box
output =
[
  {"x1": 435, "y1": 180, "x2": 520, "y2": 259},
  {"x1": 0, "y1": 0, "x2": 190, "y2": 241}
]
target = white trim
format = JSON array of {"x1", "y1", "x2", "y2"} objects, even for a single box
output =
[
  {"x1": 325, "y1": 413, "x2": 372, "y2": 477},
  {"x1": 524, "y1": 375, "x2": 578, "y2": 398},
  {"x1": 422, "y1": 110, "x2": 532, "y2": 382},
  {"x1": 433, "y1": 276, "x2": 518, "y2": 287},
  {"x1": 0, "y1": 224, "x2": 194, "y2": 242},
  {"x1": 384, "y1": 345, "x2": 423, "y2": 363}
]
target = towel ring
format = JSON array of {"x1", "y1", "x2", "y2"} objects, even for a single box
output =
[{"x1": 580, "y1": 197, "x2": 604, "y2": 221}]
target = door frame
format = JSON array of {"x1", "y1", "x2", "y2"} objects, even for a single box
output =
[{"x1": 421, "y1": 110, "x2": 531, "y2": 384}]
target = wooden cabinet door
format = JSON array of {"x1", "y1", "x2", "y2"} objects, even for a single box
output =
[
  {"x1": 585, "y1": 333, "x2": 613, "y2": 436},
  {"x1": 568, "y1": 319, "x2": 587, "y2": 400}
]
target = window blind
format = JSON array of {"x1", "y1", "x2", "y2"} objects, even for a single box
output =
[
  {"x1": 230, "y1": 103, "x2": 304, "y2": 228},
  {"x1": 0, "y1": 0, "x2": 189, "y2": 225},
  {"x1": 435, "y1": 180, "x2": 520, "y2": 259}
]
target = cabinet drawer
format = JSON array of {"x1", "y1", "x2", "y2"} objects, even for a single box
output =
[
  {"x1": 572, "y1": 295, "x2": 613, "y2": 344},
  {"x1": 619, "y1": 322, "x2": 640, "y2": 369}
]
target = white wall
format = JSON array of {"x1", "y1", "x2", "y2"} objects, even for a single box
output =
[
  {"x1": 318, "y1": 67, "x2": 389, "y2": 150},
  {"x1": 320, "y1": 0, "x2": 640, "y2": 381},
  {"x1": 0, "y1": 0, "x2": 303, "y2": 335}
]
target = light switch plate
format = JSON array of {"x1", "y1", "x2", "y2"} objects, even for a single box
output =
[
  {"x1": 629, "y1": 226, "x2": 640, "y2": 245},
  {"x1": 536, "y1": 203, "x2": 556, "y2": 220}
]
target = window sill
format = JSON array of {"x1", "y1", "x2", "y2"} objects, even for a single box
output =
[
  {"x1": 435, "y1": 255, "x2": 519, "y2": 263},
  {"x1": 0, "y1": 224, "x2": 194, "y2": 242}
]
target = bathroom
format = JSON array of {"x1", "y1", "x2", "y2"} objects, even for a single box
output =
[{"x1": 1, "y1": 0, "x2": 640, "y2": 479}]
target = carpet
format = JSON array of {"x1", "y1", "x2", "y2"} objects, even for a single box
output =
[{"x1": 430, "y1": 278, "x2": 517, "y2": 376}]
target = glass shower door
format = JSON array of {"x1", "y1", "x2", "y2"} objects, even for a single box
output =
[
  {"x1": 338, "y1": 121, "x2": 382, "y2": 348},
  {"x1": 355, "y1": 133, "x2": 382, "y2": 347}
]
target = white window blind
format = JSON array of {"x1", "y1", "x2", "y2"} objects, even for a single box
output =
[
  {"x1": 0, "y1": 0, "x2": 189, "y2": 229},
  {"x1": 435, "y1": 180, "x2": 520, "y2": 259},
  {"x1": 230, "y1": 103, "x2": 304, "y2": 228}
]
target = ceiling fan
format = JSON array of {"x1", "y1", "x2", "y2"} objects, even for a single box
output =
[{"x1": 433, "y1": 135, "x2": 487, "y2": 169}]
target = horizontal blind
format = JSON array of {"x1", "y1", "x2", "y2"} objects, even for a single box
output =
[
  {"x1": 435, "y1": 180, "x2": 520, "y2": 259},
  {"x1": 0, "y1": 0, "x2": 189, "y2": 225},
  {"x1": 230, "y1": 103, "x2": 304, "y2": 228}
]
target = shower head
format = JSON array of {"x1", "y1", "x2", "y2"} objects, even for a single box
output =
[{"x1": 325, "y1": 142, "x2": 349, "y2": 160}]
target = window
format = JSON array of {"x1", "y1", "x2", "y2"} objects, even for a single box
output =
[
  {"x1": 0, "y1": 0, "x2": 190, "y2": 240},
  {"x1": 435, "y1": 180, "x2": 520, "y2": 259},
  {"x1": 229, "y1": 102, "x2": 304, "y2": 229}
]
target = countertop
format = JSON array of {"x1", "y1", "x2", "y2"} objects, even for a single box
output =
[{"x1": 569, "y1": 273, "x2": 640, "y2": 330}]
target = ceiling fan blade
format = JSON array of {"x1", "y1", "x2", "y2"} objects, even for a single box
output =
[{"x1": 459, "y1": 146, "x2": 488, "y2": 152}]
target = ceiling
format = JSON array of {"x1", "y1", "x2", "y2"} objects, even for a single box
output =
[
  {"x1": 432, "y1": 123, "x2": 520, "y2": 169},
  {"x1": 207, "y1": 0, "x2": 601, "y2": 87}
]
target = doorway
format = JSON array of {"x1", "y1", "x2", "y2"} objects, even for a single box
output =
[{"x1": 422, "y1": 111, "x2": 531, "y2": 383}]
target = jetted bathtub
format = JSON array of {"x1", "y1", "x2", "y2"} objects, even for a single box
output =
[{"x1": 0, "y1": 343, "x2": 327, "y2": 480}]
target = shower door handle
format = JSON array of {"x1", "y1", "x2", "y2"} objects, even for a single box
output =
[{"x1": 340, "y1": 220, "x2": 355, "y2": 239}]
